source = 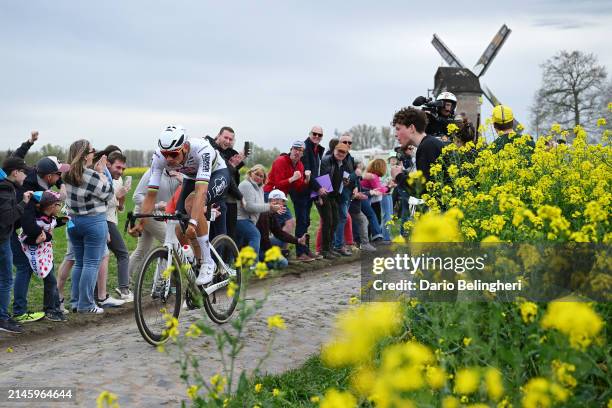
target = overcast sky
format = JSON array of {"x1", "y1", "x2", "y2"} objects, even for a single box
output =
[{"x1": 2, "y1": 1, "x2": 611, "y2": 153}]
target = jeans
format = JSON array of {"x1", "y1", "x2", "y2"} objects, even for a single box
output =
[
  {"x1": 10, "y1": 233, "x2": 61, "y2": 315},
  {"x1": 210, "y1": 200, "x2": 227, "y2": 240},
  {"x1": 381, "y1": 194, "x2": 394, "y2": 241},
  {"x1": 0, "y1": 238, "x2": 13, "y2": 320},
  {"x1": 10, "y1": 232, "x2": 32, "y2": 316},
  {"x1": 69, "y1": 213, "x2": 108, "y2": 311},
  {"x1": 236, "y1": 219, "x2": 261, "y2": 256},
  {"x1": 333, "y1": 197, "x2": 350, "y2": 249},
  {"x1": 107, "y1": 221, "x2": 130, "y2": 289},
  {"x1": 361, "y1": 199, "x2": 382, "y2": 239},
  {"x1": 291, "y1": 193, "x2": 313, "y2": 256}
]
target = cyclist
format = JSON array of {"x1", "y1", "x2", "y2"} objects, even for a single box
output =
[{"x1": 129, "y1": 125, "x2": 230, "y2": 286}]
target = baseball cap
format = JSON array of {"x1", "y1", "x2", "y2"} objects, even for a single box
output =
[
  {"x1": 2, "y1": 157, "x2": 30, "y2": 174},
  {"x1": 492, "y1": 105, "x2": 514, "y2": 125},
  {"x1": 33, "y1": 190, "x2": 62, "y2": 209},
  {"x1": 36, "y1": 156, "x2": 70, "y2": 175},
  {"x1": 268, "y1": 189, "x2": 288, "y2": 201},
  {"x1": 291, "y1": 140, "x2": 305, "y2": 150}
]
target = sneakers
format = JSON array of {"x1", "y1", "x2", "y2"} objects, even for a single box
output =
[
  {"x1": 58, "y1": 298, "x2": 69, "y2": 315},
  {"x1": 330, "y1": 249, "x2": 343, "y2": 257},
  {"x1": 98, "y1": 295, "x2": 125, "y2": 308},
  {"x1": 321, "y1": 251, "x2": 337, "y2": 260},
  {"x1": 13, "y1": 312, "x2": 45, "y2": 323},
  {"x1": 115, "y1": 288, "x2": 134, "y2": 303},
  {"x1": 296, "y1": 254, "x2": 315, "y2": 262},
  {"x1": 335, "y1": 247, "x2": 352, "y2": 256},
  {"x1": 78, "y1": 306, "x2": 105, "y2": 314},
  {"x1": 45, "y1": 311, "x2": 67, "y2": 322},
  {"x1": 360, "y1": 243, "x2": 377, "y2": 252},
  {"x1": 0, "y1": 319, "x2": 23, "y2": 334},
  {"x1": 196, "y1": 261, "x2": 216, "y2": 286}
]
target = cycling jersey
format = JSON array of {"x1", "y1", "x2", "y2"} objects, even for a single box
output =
[{"x1": 148, "y1": 137, "x2": 227, "y2": 191}]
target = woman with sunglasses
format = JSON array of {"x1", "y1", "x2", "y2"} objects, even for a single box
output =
[
  {"x1": 63, "y1": 140, "x2": 114, "y2": 314},
  {"x1": 129, "y1": 125, "x2": 229, "y2": 286}
]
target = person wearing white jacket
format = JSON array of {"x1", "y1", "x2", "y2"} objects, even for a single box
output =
[{"x1": 236, "y1": 165, "x2": 282, "y2": 256}]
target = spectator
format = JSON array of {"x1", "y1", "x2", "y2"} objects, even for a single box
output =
[
  {"x1": 256, "y1": 189, "x2": 310, "y2": 267},
  {"x1": 391, "y1": 107, "x2": 445, "y2": 185},
  {"x1": 334, "y1": 133, "x2": 355, "y2": 255},
  {"x1": 295, "y1": 126, "x2": 326, "y2": 259},
  {"x1": 318, "y1": 143, "x2": 350, "y2": 259},
  {"x1": 0, "y1": 157, "x2": 33, "y2": 333},
  {"x1": 491, "y1": 105, "x2": 535, "y2": 153},
  {"x1": 96, "y1": 150, "x2": 131, "y2": 306},
  {"x1": 362, "y1": 158, "x2": 389, "y2": 235},
  {"x1": 206, "y1": 126, "x2": 245, "y2": 240},
  {"x1": 18, "y1": 190, "x2": 67, "y2": 322},
  {"x1": 263, "y1": 140, "x2": 308, "y2": 259},
  {"x1": 348, "y1": 167, "x2": 376, "y2": 252},
  {"x1": 237, "y1": 165, "x2": 282, "y2": 257},
  {"x1": 381, "y1": 152, "x2": 398, "y2": 241},
  {"x1": 63, "y1": 140, "x2": 114, "y2": 314},
  {"x1": 12, "y1": 155, "x2": 70, "y2": 323},
  {"x1": 355, "y1": 161, "x2": 384, "y2": 242},
  {"x1": 128, "y1": 169, "x2": 181, "y2": 278}
]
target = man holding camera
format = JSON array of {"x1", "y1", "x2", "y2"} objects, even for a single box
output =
[
  {"x1": 206, "y1": 126, "x2": 247, "y2": 241},
  {"x1": 415, "y1": 92, "x2": 457, "y2": 138}
]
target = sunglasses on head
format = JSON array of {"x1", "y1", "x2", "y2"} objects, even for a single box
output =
[
  {"x1": 311, "y1": 132, "x2": 323, "y2": 138},
  {"x1": 161, "y1": 149, "x2": 182, "y2": 159}
]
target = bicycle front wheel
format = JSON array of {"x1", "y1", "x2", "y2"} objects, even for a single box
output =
[
  {"x1": 134, "y1": 247, "x2": 182, "y2": 346},
  {"x1": 204, "y1": 234, "x2": 241, "y2": 324}
]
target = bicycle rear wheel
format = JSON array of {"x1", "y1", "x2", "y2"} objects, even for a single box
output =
[
  {"x1": 204, "y1": 235, "x2": 241, "y2": 324},
  {"x1": 134, "y1": 247, "x2": 182, "y2": 345}
]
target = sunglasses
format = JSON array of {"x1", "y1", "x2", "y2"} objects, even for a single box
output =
[
  {"x1": 161, "y1": 150, "x2": 182, "y2": 159},
  {"x1": 311, "y1": 132, "x2": 323, "y2": 138},
  {"x1": 341, "y1": 140, "x2": 352, "y2": 146},
  {"x1": 87, "y1": 148, "x2": 96, "y2": 155}
]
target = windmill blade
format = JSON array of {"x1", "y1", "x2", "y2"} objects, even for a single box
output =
[
  {"x1": 482, "y1": 83, "x2": 520, "y2": 126},
  {"x1": 473, "y1": 24, "x2": 512, "y2": 78},
  {"x1": 481, "y1": 83, "x2": 502, "y2": 107},
  {"x1": 431, "y1": 34, "x2": 466, "y2": 68}
]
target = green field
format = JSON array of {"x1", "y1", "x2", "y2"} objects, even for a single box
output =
[{"x1": 22, "y1": 174, "x2": 323, "y2": 312}]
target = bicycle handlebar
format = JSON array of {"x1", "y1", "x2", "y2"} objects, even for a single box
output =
[{"x1": 124, "y1": 211, "x2": 190, "y2": 233}]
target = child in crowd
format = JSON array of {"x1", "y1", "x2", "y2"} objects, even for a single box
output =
[{"x1": 19, "y1": 190, "x2": 67, "y2": 322}]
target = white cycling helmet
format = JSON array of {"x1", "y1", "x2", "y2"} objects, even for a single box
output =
[
  {"x1": 158, "y1": 125, "x2": 187, "y2": 151},
  {"x1": 436, "y1": 91, "x2": 457, "y2": 103}
]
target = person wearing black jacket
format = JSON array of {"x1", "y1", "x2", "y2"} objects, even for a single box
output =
[
  {"x1": 206, "y1": 127, "x2": 244, "y2": 241},
  {"x1": 391, "y1": 107, "x2": 446, "y2": 189},
  {"x1": 294, "y1": 126, "x2": 326, "y2": 258},
  {"x1": 317, "y1": 143, "x2": 350, "y2": 259},
  {"x1": 0, "y1": 157, "x2": 33, "y2": 334}
]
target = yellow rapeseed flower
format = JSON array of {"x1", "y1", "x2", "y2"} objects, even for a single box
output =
[
  {"x1": 540, "y1": 301, "x2": 603, "y2": 350},
  {"x1": 463, "y1": 337, "x2": 472, "y2": 347},
  {"x1": 310, "y1": 396, "x2": 320, "y2": 403},
  {"x1": 519, "y1": 302, "x2": 538, "y2": 323},
  {"x1": 226, "y1": 281, "x2": 238, "y2": 298},
  {"x1": 186, "y1": 385, "x2": 199, "y2": 400},
  {"x1": 255, "y1": 262, "x2": 268, "y2": 279},
  {"x1": 96, "y1": 391, "x2": 120, "y2": 408},
  {"x1": 264, "y1": 246, "x2": 282, "y2": 263},
  {"x1": 185, "y1": 323, "x2": 202, "y2": 338},
  {"x1": 254, "y1": 383, "x2": 263, "y2": 393},
  {"x1": 272, "y1": 388, "x2": 281, "y2": 397},
  {"x1": 454, "y1": 368, "x2": 480, "y2": 395},
  {"x1": 267, "y1": 314, "x2": 286, "y2": 330},
  {"x1": 485, "y1": 368, "x2": 504, "y2": 401},
  {"x1": 552, "y1": 360, "x2": 577, "y2": 388},
  {"x1": 320, "y1": 388, "x2": 357, "y2": 408},
  {"x1": 597, "y1": 117, "x2": 607, "y2": 127}
]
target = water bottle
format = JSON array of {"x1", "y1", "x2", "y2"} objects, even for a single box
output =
[{"x1": 181, "y1": 245, "x2": 195, "y2": 264}]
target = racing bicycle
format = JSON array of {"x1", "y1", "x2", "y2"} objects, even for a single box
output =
[{"x1": 125, "y1": 211, "x2": 242, "y2": 346}]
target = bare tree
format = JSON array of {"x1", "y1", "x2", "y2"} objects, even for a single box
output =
[
  {"x1": 349, "y1": 124, "x2": 380, "y2": 150},
  {"x1": 378, "y1": 126, "x2": 395, "y2": 149},
  {"x1": 530, "y1": 50, "x2": 607, "y2": 135}
]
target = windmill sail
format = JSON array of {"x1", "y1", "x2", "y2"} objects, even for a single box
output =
[
  {"x1": 431, "y1": 34, "x2": 466, "y2": 68},
  {"x1": 473, "y1": 24, "x2": 511, "y2": 78}
]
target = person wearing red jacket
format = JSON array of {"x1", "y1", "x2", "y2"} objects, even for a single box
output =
[{"x1": 263, "y1": 141, "x2": 310, "y2": 258}]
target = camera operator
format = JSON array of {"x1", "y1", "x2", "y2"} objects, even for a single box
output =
[{"x1": 413, "y1": 92, "x2": 457, "y2": 138}]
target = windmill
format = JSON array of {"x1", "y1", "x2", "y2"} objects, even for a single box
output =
[{"x1": 431, "y1": 24, "x2": 514, "y2": 127}]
